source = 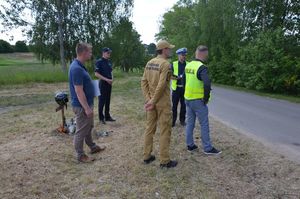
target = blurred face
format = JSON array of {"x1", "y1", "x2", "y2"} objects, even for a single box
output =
[
  {"x1": 83, "y1": 47, "x2": 92, "y2": 61},
  {"x1": 178, "y1": 54, "x2": 186, "y2": 62},
  {"x1": 162, "y1": 48, "x2": 172, "y2": 58},
  {"x1": 103, "y1": 51, "x2": 111, "y2": 59},
  {"x1": 198, "y1": 50, "x2": 209, "y2": 61}
]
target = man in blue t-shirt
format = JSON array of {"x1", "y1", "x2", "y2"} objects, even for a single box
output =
[
  {"x1": 95, "y1": 47, "x2": 116, "y2": 124},
  {"x1": 69, "y1": 42, "x2": 106, "y2": 163}
]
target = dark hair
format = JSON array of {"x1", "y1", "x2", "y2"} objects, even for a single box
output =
[
  {"x1": 76, "y1": 42, "x2": 92, "y2": 55},
  {"x1": 156, "y1": 49, "x2": 163, "y2": 55}
]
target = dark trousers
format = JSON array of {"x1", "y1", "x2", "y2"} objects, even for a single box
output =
[
  {"x1": 98, "y1": 81, "x2": 112, "y2": 121},
  {"x1": 172, "y1": 87, "x2": 186, "y2": 124}
]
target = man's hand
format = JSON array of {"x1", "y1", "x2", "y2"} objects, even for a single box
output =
[
  {"x1": 106, "y1": 79, "x2": 113, "y2": 85},
  {"x1": 95, "y1": 72, "x2": 113, "y2": 85},
  {"x1": 75, "y1": 85, "x2": 93, "y2": 117},
  {"x1": 85, "y1": 107, "x2": 94, "y2": 118},
  {"x1": 203, "y1": 97, "x2": 209, "y2": 105},
  {"x1": 144, "y1": 102, "x2": 154, "y2": 111},
  {"x1": 177, "y1": 74, "x2": 183, "y2": 80}
]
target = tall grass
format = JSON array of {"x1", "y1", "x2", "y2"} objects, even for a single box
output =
[
  {"x1": 0, "y1": 53, "x2": 67, "y2": 85},
  {"x1": 0, "y1": 64, "x2": 68, "y2": 85},
  {"x1": 0, "y1": 53, "x2": 143, "y2": 86}
]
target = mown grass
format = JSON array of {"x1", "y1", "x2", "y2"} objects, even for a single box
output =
[
  {"x1": 0, "y1": 72, "x2": 141, "y2": 108},
  {"x1": 0, "y1": 93, "x2": 53, "y2": 107},
  {"x1": 0, "y1": 75, "x2": 300, "y2": 199},
  {"x1": 0, "y1": 54, "x2": 299, "y2": 198}
]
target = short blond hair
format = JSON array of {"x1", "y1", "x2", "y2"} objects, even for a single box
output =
[{"x1": 76, "y1": 42, "x2": 92, "y2": 55}]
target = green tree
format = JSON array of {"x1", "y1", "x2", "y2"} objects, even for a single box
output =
[
  {"x1": 0, "y1": 39, "x2": 14, "y2": 53},
  {"x1": 1, "y1": 0, "x2": 133, "y2": 70},
  {"x1": 156, "y1": 3, "x2": 199, "y2": 59},
  {"x1": 157, "y1": 0, "x2": 300, "y2": 95},
  {"x1": 157, "y1": 0, "x2": 241, "y2": 84},
  {"x1": 147, "y1": 43, "x2": 156, "y2": 56},
  {"x1": 15, "y1": 41, "x2": 29, "y2": 52},
  {"x1": 105, "y1": 18, "x2": 146, "y2": 72},
  {"x1": 238, "y1": 0, "x2": 299, "y2": 43},
  {"x1": 235, "y1": 28, "x2": 300, "y2": 93}
]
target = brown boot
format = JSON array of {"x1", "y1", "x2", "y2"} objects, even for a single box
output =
[
  {"x1": 78, "y1": 154, "x2": 95, "y2": 163},
  {"x1": 90, "y1": 145, "x2": 106, "y2": 154}
]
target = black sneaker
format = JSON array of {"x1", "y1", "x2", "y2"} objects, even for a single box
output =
[
  {"x1": 187, "y1": 144, "x2": 198, "y2": 152},
  {"x1": 160, "y1": 160, "x2": 178, "y2": 168},
  {"x1": 100, "y1": 119, "x2": 106, "y2": 125},
  {"x1": 105, "y1": 117, "x2": 116, "y2": 122},
  {"x1": 204, "y1": 147, "x2": 222, "y2": 155},
  {"x1": 144, "y1": 155, "x2": 156, "y2": 164},
  {"x1": 180, "y1": 121, "x2": 186, "y2": 126}
]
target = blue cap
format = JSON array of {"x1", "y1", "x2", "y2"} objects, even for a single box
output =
[
  {"x1": 102, "y1": 47, "x2": 112, "y2": 53},
  {"x1": 176, "y1": 48, "x2": 187, "y2": 55}
]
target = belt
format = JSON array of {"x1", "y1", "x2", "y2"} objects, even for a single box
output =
[{"x1": 177, "y1": 85, "x2": 183, "y2": 88}]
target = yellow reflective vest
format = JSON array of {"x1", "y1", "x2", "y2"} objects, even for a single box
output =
[
  {"x1": 171, "y1": 61, "x2": 189, "y2": 91},
  {"x1": 184, "y1": 60, "x2": 205, "y2": 100}
]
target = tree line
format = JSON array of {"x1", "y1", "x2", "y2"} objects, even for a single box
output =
[
  {"x1": 0, "y1": 40, "x2": 29, "y2": 53},
  {"x1": 1, "y1": 0, "x2": 299, "y2": 95},
  {"x1": 157, "y1": 0, "x2": 300, "y2": 95},
  {"x1": 1, "y1": 0, "x2": 148, "y2": 72}
]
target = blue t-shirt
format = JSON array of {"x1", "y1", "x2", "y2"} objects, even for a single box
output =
[{"x1": 68, "y1": 59, "x2": 94, "y2": 107}]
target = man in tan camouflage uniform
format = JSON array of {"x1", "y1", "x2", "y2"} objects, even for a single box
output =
[{"x1": 141, "y1": 40, "x2": 178, "y2": 168}]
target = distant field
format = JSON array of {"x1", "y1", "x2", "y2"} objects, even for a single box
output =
[
  {"x1": 0, "y1": 53, "x2": 68, "y2": 86},
  {"x1": 0, "y1": 53, "x2": 138, "y2": 86}
]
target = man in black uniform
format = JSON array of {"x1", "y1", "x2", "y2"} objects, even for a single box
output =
[
  {"x1": 95, "y1": 47, "x2": 116, "y2": 124},
  {"x1": 171, "y1": 48, "x2": 188, "y2": 127}
]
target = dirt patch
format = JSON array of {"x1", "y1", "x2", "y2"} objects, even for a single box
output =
[
  {"x1": 0, "y1": 83, "x2": 68, "y2": 111},
  {"x1": 0, "y1": 82, "x2": 299, "y2": 199},
  {"x1": 0, "y1": 82, "x2": 68, "y2": 96}
]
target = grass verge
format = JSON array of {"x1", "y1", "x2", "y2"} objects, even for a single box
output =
[
  {"x1": 214, "y1": 83, "x2": 300, "y2": 103},
  {"x1": 0, "y1": 75, "x2": 299, "y2": 199}
]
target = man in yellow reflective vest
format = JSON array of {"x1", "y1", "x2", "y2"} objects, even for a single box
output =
[
  {"x1": 171, "y1": 48, "x2": 189, "y2": 127},
  {"x1": 184, "y1": 45, "x2": 221, "y2": 155}
]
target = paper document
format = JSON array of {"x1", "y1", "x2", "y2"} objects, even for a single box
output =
[{"x1": 92, "y1": 80, "x2": 101, "y2": 96}]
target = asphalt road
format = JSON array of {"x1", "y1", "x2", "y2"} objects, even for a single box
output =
[{"x1": 209, "y1": 86, "x2": 300, "y2": 163}]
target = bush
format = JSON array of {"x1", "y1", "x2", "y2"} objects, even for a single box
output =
[
  {"x1": 209, "y1": 51, "x2": 236, "y2": 85},
  {"x1": 234, "y1": 29, "x2": 300, "y2": 95}
]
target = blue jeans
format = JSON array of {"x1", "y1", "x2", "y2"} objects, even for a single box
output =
[{"x1": 185, "y1": 99, "x2": 213, "y2": 152}]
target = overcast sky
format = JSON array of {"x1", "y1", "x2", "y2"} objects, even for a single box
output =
[
  {"x1": 130, "y1": 0, "x2": 178, "y2": 44},
  {"x1": 0, "y1": 0, "x2": 178, "y2": 44}
]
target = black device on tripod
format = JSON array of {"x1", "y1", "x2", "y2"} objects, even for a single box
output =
[{"x1": 55, "y1": 91, "x2": 69, "y2": 134}]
